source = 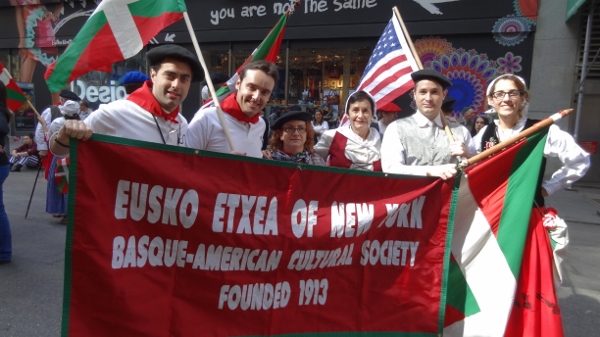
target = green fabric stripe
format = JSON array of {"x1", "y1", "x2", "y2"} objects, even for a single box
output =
[
  {"x1": 61, "y1": 138, "x2": 79, "y2": 337},
  {"x1": 438, "y1": 175, "x2": 462, "y2": 332},
  {"x1": 250, "y1": 14, "x2": 288, "y2": 61},
  {"x1": 215, "y1": 85, "x2": 231, "y2": 97},
  {"x1": 47, "y1": 0, "x2": 186, "y2": 92},
  {"x1": 128, "y1": 0, "x2": 187, "y2": 16},
  {"x1": 497, "y1": 128, "x2": 549, "y2": 278},
  {"x1": 445, "y1": 259, "x2": 480, "y2": 316},
  {"x1": 7, "y1": 89, "x2": 26, "y2": 102},
  {"x1": 549, "y1": 232, "x2": 558, "y2": 250},
  {"x1": 46, "y1": 13, "x2": 108, "y2": 92}
]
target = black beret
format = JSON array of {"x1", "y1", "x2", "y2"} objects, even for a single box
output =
[
  {"x1": 59, "y1": 90, "x2": 80, "y2": 101},
  {"x1": 441, "y1": 96, "x2": 456, "y2": 111},
  {"x1": 411, "y1": 69, "x2": 452, "y2": 88},
  {"x1": 147, "y1": 44, "x2": 204, "y2": 83},
  {"x1": 271, "y1": 111, "x2": 312, "y2": 130}
]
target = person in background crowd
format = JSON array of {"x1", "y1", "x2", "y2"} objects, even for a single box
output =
[
  {"x1": 49, "y1": 44, "x2": 203, "y2": 156},
  {"x1": 201, "y1": 72, "x2": 229, "y2": 103},
  {"x1": 9, "y1": 133, "x2": 39, "y2": 172},
  {"x1": 78, "y1": 99, "x2": 93, "y2": 121},
  {"x1": 381, "y1": 69, "x2": 474, "y2": 179},
  {"x1": 0, "y1": 82, "x2": 12, "y2": 263},
  {"x1": 46, "y1": 100, "x2": 80, "y2": 224},
  {"x1": 268, "y1": 105, "x2": 283, "y2": 131},
  {"x1": 35, "y1": 89, "x2": 80, "y2": 158},
  {"x1": 35, "y1": 91, "x2": 80, "y2": 220},
  {"x1": 311, "y1": 108, "x2": 329, "y2": 142},
  {"x1": 473, "y1": 74, "x2": 590, "y2": 201},
  {"x1": 470, "y1": 115, "x2": 489, "y2": 137},
  {"x1": 260, "y1": 110, "x2": 270, "y2": 150},
  {"x1": 315, "y1": 90, "x2": 382, "y2": 171},
  {"x1": 186, "y1": 60, "x2": 278, "y2": 158},
  {"x1": 120, "y1": 71, "x2": 150, "y2": 95},
  {"x1": 459, "y1": 107, "x2": 475, "y2": 130},
  {"x1": 263, "y1": 110, "x2": 325, "y2": 166},
  {"x1": 441, "y1": 96, "x2": 458, "y2": 123},
  {"x1": 377, "y1": 109, "x2": 402, "y2": 137}
]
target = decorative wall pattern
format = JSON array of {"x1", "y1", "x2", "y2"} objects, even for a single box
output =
[{"x1": 414, "y1": 36, "x2": 527, "y2": 114}]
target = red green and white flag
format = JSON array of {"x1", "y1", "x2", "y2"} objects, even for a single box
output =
[
  {"x1": 55, "y1": 157, "x2": 70, "y2": 194},
  {"x1": 444, "y1": 127, "x2": 564, "y2": 337},
  {"x1": 45, "y1": 0, "x2": 187, "y2": 93},
  {"x1": 0, "y1": 62, "x2": 28, "y2": 112},
  {"x1": 202, "y1": 9, "x2": 292, "y2": 108}
]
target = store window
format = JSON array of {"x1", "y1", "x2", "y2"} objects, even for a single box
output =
[
  {"x1": 285, "y1": 47, "x2": 370, "y2": 123},
  {"x1": 67, "y1": 53, "x2": 146, "y2": 109}
]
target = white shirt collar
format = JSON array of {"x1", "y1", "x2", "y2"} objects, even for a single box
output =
[{"x1": 414, "y1": 110, "x2": 443, "y2": 128}]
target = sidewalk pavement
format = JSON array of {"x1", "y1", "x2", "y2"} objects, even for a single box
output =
[{"x1": 546, "y1": 184, "x2": 600, "y2": 225}]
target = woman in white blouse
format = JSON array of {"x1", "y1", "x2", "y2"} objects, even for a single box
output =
[
  {"x1": 311, "y1": 108, "x2": 329, "y2": 142},
  {"x1": 473, "y1": 74, "x2": 590, "y2": 198},
  {"x1": 315, "y1": 91, "x2": 382, "y2": 171}
]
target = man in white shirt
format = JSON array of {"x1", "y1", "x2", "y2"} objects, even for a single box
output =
[
  {"x1": 49, "y1": 44, "x2": 203, "y2": 155},
  {"x1": 186, "y1": 60, "x2": 278, "y2": 158},
  {"x1": 381, "y1": 69, "x2": 474, "y2": 180}
]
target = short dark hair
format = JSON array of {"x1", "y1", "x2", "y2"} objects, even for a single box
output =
[
  {"x1": 80, "y1": 99, "x2": 90, "y2": 108},
  {"x1": 124, "y1": 83, "x2": 145, "y2": 95},
  {"x1": 240, "y1": 60, "x2": 278, "y2": 84}
]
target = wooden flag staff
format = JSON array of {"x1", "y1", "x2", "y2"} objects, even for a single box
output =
[
  {"x1": 392, "y1": 6, "x2": 455, "y2": 142},
  {"x1": 182, "y1": 12, "x2": 236, "y2": 152},
  {"x1": 460, "y1": 108, "x2": 573, "y2": 169}
]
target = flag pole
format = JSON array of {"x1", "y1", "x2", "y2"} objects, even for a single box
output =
[
  {"x1": 462, "y1": 108, "x2": 573, "y2": 168},
  {"x1": 393, "y1": 6, "x2": 455, "y2": 142},
  {"x1": 393, "y1": 7, "x2": 422, "y2": 69},
  {"x1": 26, "y1": 100, "x2": 41, "y2": 118},
  {"x1": 182, "y1": 12, "x2": 237, "y2": 152}
]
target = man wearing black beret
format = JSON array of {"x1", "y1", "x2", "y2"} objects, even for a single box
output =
[
  {"x1": 59, "y1": 89, "x2": 81, "y2": 102},
  {"x1": 50, "y1": 44, "x2": 204, "y2": 156},
  {"x1": 441, "y1": 96, "x2": 458, "y2": 123},
  {"x1": 381, "y1": 69, "x2": 475, "y2": 180}
]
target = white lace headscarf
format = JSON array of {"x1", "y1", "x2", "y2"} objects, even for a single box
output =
[{"x1": 486, "y1": 74, "x2": 529, "y2": 117}]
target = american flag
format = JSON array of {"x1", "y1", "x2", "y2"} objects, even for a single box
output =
[{"x1": 340, "y1": 14, "x2": 419, "y2": 126}]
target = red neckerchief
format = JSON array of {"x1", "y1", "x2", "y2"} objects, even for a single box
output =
[
  {"x1": 126, "y1": 81, "x2": 180, "y2": 124},
  {"x1": 220, "y1": 93, "x2": 260, "y2": 124}
]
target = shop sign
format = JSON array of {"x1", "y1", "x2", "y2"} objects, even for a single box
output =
[{"x1": 70, "y1": 80, "x2": 127, "y2": 104}]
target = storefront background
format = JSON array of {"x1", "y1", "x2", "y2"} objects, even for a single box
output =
[{"x1": 0, "y1": 0, "x2": 538, "y2": 125}]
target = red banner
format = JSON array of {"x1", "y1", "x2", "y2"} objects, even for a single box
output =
[{"x1": 63, "y1": 135, "x2": 457, "y2": 336}]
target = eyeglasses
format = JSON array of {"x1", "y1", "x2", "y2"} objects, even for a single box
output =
[
  {"x1": 491, "y1": 90, "x2": 523, "y2": 100},
  {"x1": 283, "y1": 127, "x2": 307, "y2": 134}
]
